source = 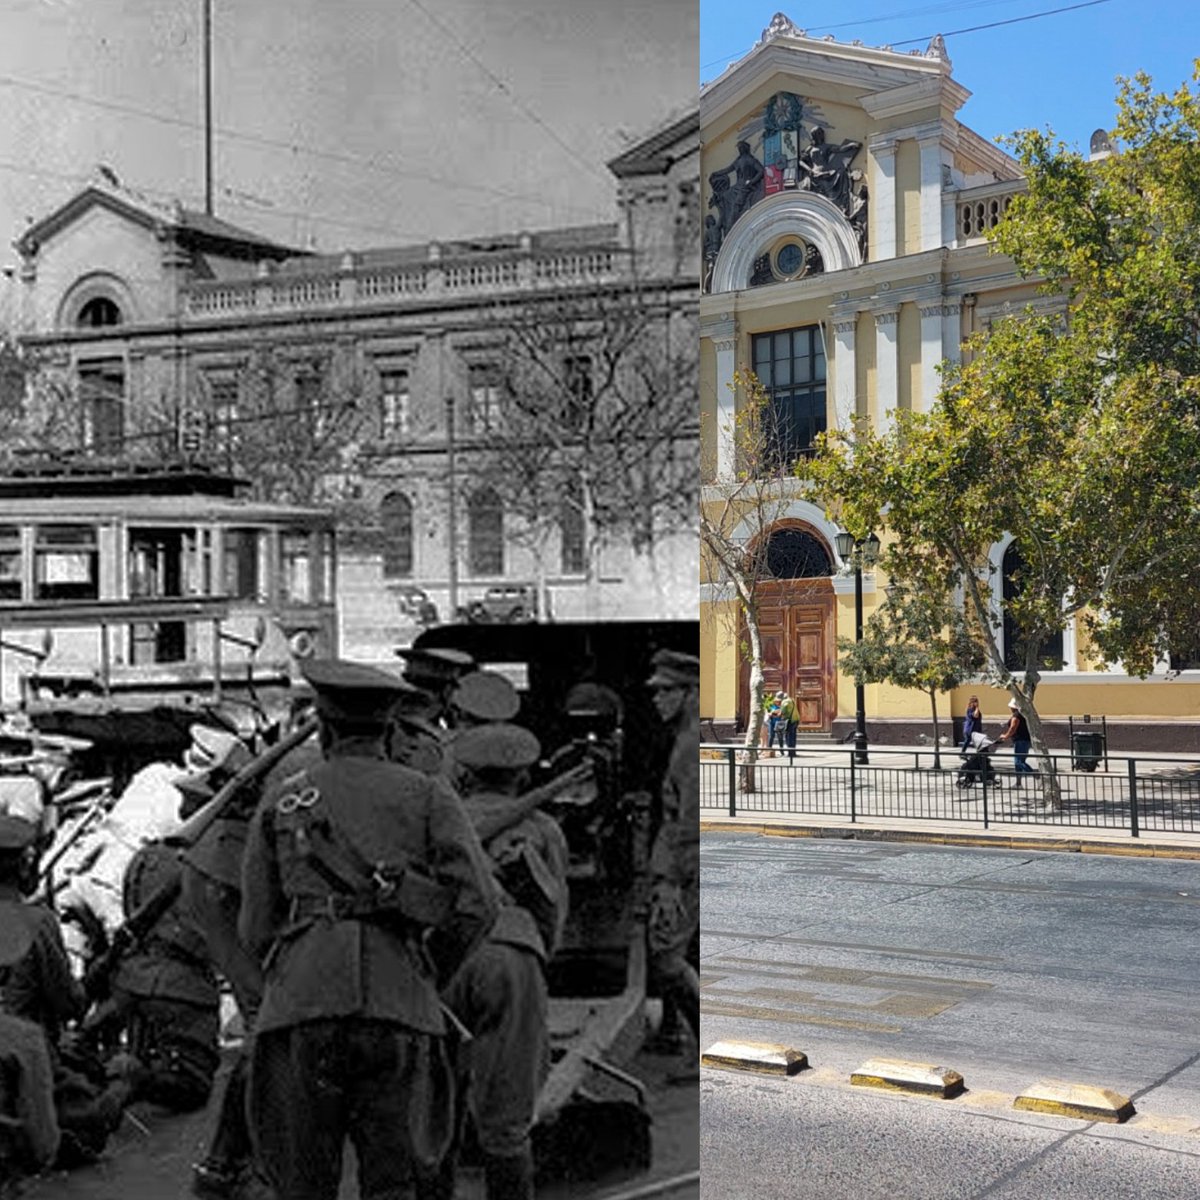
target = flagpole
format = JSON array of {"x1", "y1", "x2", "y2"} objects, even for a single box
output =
[{"x1": 203, "y1": 0, "x2": 213, "y2": 215}]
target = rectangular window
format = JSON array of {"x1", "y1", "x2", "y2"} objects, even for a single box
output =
[
  {"x1": 280, "y1": 532, "x2": 312, "y2": 603},
  {"x1": 223, "y1": 528, "x2": 263, "y2": 600},
  {"x1": 469, "y1": 363, "x2": 504, "y2": 435},
  {"x1": 296, "y1": 368, "x2": 326, "y2": 438},
  {"x1": 208, "y1": 377, "x2": 240, "y2": 460},
  {"x1": 34, "y1": 525, "x2": 99, "y2": 601},
  {"x1": 751, "y1": 325, "x2": 827, "y2": 464},
  {"x1": 0, "y1": 524, "x2": 23, "y2": 601},
  {"x1": 379, "y1": 370, "x2": 410, "y2": 439},
  {"x1": 78, "y1": 360, "x2": 125, "y2": 455},
  {"x1": 564, "y1": 355, "x2": 593, "y2": 434}
]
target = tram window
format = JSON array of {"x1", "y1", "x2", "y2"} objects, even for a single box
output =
[
  {"x1": 34, "y1": 525, "x2": 99, "y2": 601},
  {"x1": 223, "y1": 528, "x2": 263, "y2": 601},
  {"x1": 0, "y1": 525, "x2": 21, "y2": 601},
  {"x1": 321, "y1": 532, "x2": 335, "y2": 604},
  {"x1": 280, "y1": 532, "x2": 312, "y2": 603}
]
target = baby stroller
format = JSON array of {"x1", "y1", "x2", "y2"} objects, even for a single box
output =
[{"x1": 956, "y1": 731, "x2": 998, "y2": 788}]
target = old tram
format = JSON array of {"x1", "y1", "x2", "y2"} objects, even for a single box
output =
[{"x1": 0, "y1": 461, "x2": 336, "y2": 774}]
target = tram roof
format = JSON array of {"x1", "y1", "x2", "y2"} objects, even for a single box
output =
[{"x1": 0, "y1": 461, "x2": 333, "y2": 524}]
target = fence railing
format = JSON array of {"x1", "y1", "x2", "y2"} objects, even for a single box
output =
[{"x1": 699, "y1": 744, "x2": 1200, "y2": 839}]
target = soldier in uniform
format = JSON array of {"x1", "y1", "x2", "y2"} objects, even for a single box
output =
[
  {"x1": 644, "y1": 650, "x2": 701, "y2": 1055},
  {"x1": 239, "y1": 659, "x2": 498, "y2": 1200},
  {"x1": 177, "y1": 724, "x2": 314, "y2": 1199},
  {"x1": 395, "y1": 647, "x2": 476, "y2": 725},
  {"x1": 0, "y1": 777, "x2": 130, "y2": 1170},
  {"x1": 437, "y1": 723, "x2": 570, "y2": 1200}
]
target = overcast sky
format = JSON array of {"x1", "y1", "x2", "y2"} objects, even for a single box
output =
[{"x1": 0, "y1": 0, "x2": 696, "y2": 266}]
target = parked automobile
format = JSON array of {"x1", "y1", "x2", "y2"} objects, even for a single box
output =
[
  {"x1": 463, "y1": 583, "x2": 537, "y2": 624},
  {"x1": 393, "y1": 585, "x2": 439, "y2": 626}
]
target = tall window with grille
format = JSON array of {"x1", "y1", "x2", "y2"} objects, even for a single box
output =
[
  {"x1": 296, "y1": 366, "x2": 326, "y2": 438},
  {"x1": 77, "y1": 359, "x2": 125, "y2": 456},
  {"x1": 751, "y1": 325, "x2": 826, "y2": 464},
  {"x1": 207, "y1": 376, "x2": 240, "y2": 466},
  {"x1": 380, "y1": 491, "x2": 414, "y2": 578},
  {"x1": 379, "y1": 370, "x2": 410, "y2": 440},
  {"x1": 560, "y1": 477, "x2": 586, "y2": 575},
  {"x1": 468, "y1": 363, "x2": 504, "y2": 435},
  {"x1": 467, "y1": 487, "x2": 504, "y2": 576}
]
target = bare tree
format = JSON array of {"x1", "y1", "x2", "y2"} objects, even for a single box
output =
[
  {"x1": 699, "y1": 371, "x2": 796, "y2": 787},
  {"x1": 479, "y1": 282, "x2": 696, "y2": 616}
]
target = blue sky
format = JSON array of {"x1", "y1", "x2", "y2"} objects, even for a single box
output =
[
  {"x1": 0, "y1": 0, "x2": 694, "y2": 267},
  {"x1": 701, "y1": 1, "x2": 1200, "y2": 154}
]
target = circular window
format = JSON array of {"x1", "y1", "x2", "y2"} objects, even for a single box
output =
[{"x1": 775, "y1": 243, "x2": 803, "y2": 275}]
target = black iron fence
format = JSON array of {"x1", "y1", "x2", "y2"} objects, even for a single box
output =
[{"x1": 699, "y1": 744, "x2": 1200, "y2": 838}]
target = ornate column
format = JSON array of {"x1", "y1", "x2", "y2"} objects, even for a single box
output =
[
  {"x1": 868, "y1": 137, "x2": 897, "y2": 261},
  {"x1": 831, "y1": 315, "x2": 858, "y2": 431},
  {"x1": 702, "y1": 317, "x2": 737, "y2": 479},
  {"x1": 917, "y1": 135, "x2": 945, "y2": 251},
  {"x1": 918, "y1": 302, "x2": 946, "y2": 412},
  {"x1": 942, "y1": 300, "x2": 963, "y2": 368},
  {"x1": 873, "y1": 308, "x2": 900, "y2": 433}
]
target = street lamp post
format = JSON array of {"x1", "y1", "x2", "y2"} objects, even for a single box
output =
[{"x1": 835, "y1": 529, "x2": 880, "y2": 765}]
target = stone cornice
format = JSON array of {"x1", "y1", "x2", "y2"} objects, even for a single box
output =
[{"x1": 860, "y1": 75, "x2": 971, "y2": 122}]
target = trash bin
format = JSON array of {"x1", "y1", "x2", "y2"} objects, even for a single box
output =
[{"x1": 1071, "y1": 729, "x2": 1105, "y2": 771}]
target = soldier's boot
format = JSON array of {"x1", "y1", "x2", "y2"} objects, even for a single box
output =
[
  {"x1": 482, "y1": 1149, "x2": 535, "y2": 1200},
  {"x1": 192, "y1": 1057, "x2": 258, "y2": 1199}
]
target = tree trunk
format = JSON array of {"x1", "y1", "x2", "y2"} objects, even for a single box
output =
[
  {"x1": 1013, "y1": 664, "x2": 1060, "y2": 807},
  {"x1": 740, "y1": 611, "x2": 766, "y2": 794}
]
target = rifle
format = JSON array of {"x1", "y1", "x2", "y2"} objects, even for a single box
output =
[
  {"x1": 81, "y1": 717, "x2": 318, "y2": 1002},
  {"x1": 470, "y1": 759, "x2": 595, "y2": 843}
]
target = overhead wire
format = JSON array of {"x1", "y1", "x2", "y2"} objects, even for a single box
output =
[
  {"x1": 701, "y1": 0, "x2": 1114, "y2": 75},
  {"x1": 0, "y1": 71, "x2": 617, "y2": 230}
]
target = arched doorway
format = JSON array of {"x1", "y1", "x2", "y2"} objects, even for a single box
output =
[{"x1": 738, "y1": 522, "x2": 837, "y2": 733}]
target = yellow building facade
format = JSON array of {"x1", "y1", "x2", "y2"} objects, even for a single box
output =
[{"x1": 700, "y1": 17, "x2": 1200, "y2": 751}]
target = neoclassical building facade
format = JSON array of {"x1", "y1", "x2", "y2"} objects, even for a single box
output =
[
  {"x1": 700, "y1": 16, "x2": 1200, "y2": 749},
  {"x1": 8, "y1": 109, "x2": 699, "y2": 664}
]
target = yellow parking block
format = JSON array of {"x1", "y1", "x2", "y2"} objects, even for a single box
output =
[
  {"x1": 701, "y1": 1040, "x2": 809, "y2": 1076},
  {"x1": 1014, "y1": 1080, "x2": 1135, "y2": 1123}
]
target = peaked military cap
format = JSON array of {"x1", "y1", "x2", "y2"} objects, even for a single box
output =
[
  {"x1": 451, "y1": 670, "x2": 520, "y2": 722},
  {"x1": 646, "y1": 649, "x2": 700, "y2": 690},
  {"x1": 0, "y1": 775, "x2": 43, "y2": 850},
  {"x1": 301, "y1": 658, "x2": 415, "y2": 722},
  {"x1": 564, "y1": 681, "x2": 623, "y2": 720},
  {"x1": 453, "y1": 722, "x2": 541, "y2": 771},
  {"x1": 394, "y1": 646, "x2": 476, "y2": 688}
]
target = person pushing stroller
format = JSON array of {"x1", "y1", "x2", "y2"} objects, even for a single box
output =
[{"x1": 956, "y1": 729, "x2": 999, "y2": 789}]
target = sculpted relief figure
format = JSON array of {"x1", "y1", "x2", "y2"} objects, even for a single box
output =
[
  {"x1": 798, "y1": 127, "x2": 862, "y2": 217},
  {"x1": 707, "y1": 140, "x2": 765, "y2": 243}
]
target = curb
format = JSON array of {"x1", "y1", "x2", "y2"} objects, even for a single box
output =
[
  {"x1": 698, "y1": 819, "x2": 1200, "y2": 860},
  {"x1": 701, "y1": 1042, "x2": 1142, "y2": 1126}
]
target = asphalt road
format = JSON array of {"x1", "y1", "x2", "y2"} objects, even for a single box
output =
[{"x1": 699, "y1": 832, "x2": 1200, "y2": 1198}]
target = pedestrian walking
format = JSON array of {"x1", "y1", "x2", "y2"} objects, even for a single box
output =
[
  {"x1": 960, "y1": 696, "x2": 982, "y2": 752},
  {"x1": 778, "y1": 692, "x2": 799, "y2": 757},
  {"x1": 239, "y1": 659, "x2": 498, "y2": 1200},
  {"x1": 996, "y1": 698, "x2": 1035, "y2": 787}
]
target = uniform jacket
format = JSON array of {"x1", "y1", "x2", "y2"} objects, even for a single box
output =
[
  {"x1": 0, "y1": 893, "x2": 86, "y2": 1043},
  {"x1": 649, "y1": 709, "x2": 701, "y2": 888},
  {"x1": 239, "y1": 751, "x2": 497, "y2": 1038},
  {"x1": 469, "y1": 801, "x2": 569, "y2": 962},
  {"x1": 0, "y1": 1011, "x2": 60, "y2": 1170}
]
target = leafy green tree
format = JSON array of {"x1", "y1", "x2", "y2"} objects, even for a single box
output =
[
  {"x1": 838, "y1": 580, "x2": 984, "y2": 771},
  {"x1": 803, "y1": 66, "x2": 1200, "y2": 803}
]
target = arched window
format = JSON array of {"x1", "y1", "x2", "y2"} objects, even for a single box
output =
[
  {"x1": 763, "y1": 527, "x2": 832, "y2": 579},
  {"x1": 1002, "y1": 541, "x2": 1063, "y2": 670},
  {"x1": 77, "y1": 297, "x2": 122, "y2": 328},
  {"x1": 468, "y1": 487, "x2": 504, "y2": 576},
  {"x1": 380, "y1": 491, "x2": 413, "y2": 578}
]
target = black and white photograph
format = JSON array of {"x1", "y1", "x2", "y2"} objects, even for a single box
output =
[{"x1": 0, "y1": 1, "x2": 699, "y2": 1197}]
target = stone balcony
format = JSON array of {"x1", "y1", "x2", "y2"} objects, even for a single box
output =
[
  {"x1": 949, "y1": 177, "x2": 1026, "y2": 248},
  {"x1": 182, "y1": 240, "x2": 629, "y2": 320}
]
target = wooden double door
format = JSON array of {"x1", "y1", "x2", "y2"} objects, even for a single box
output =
[{"x1": 739, "y1": 580, "x2": 836, "y2": 734}]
